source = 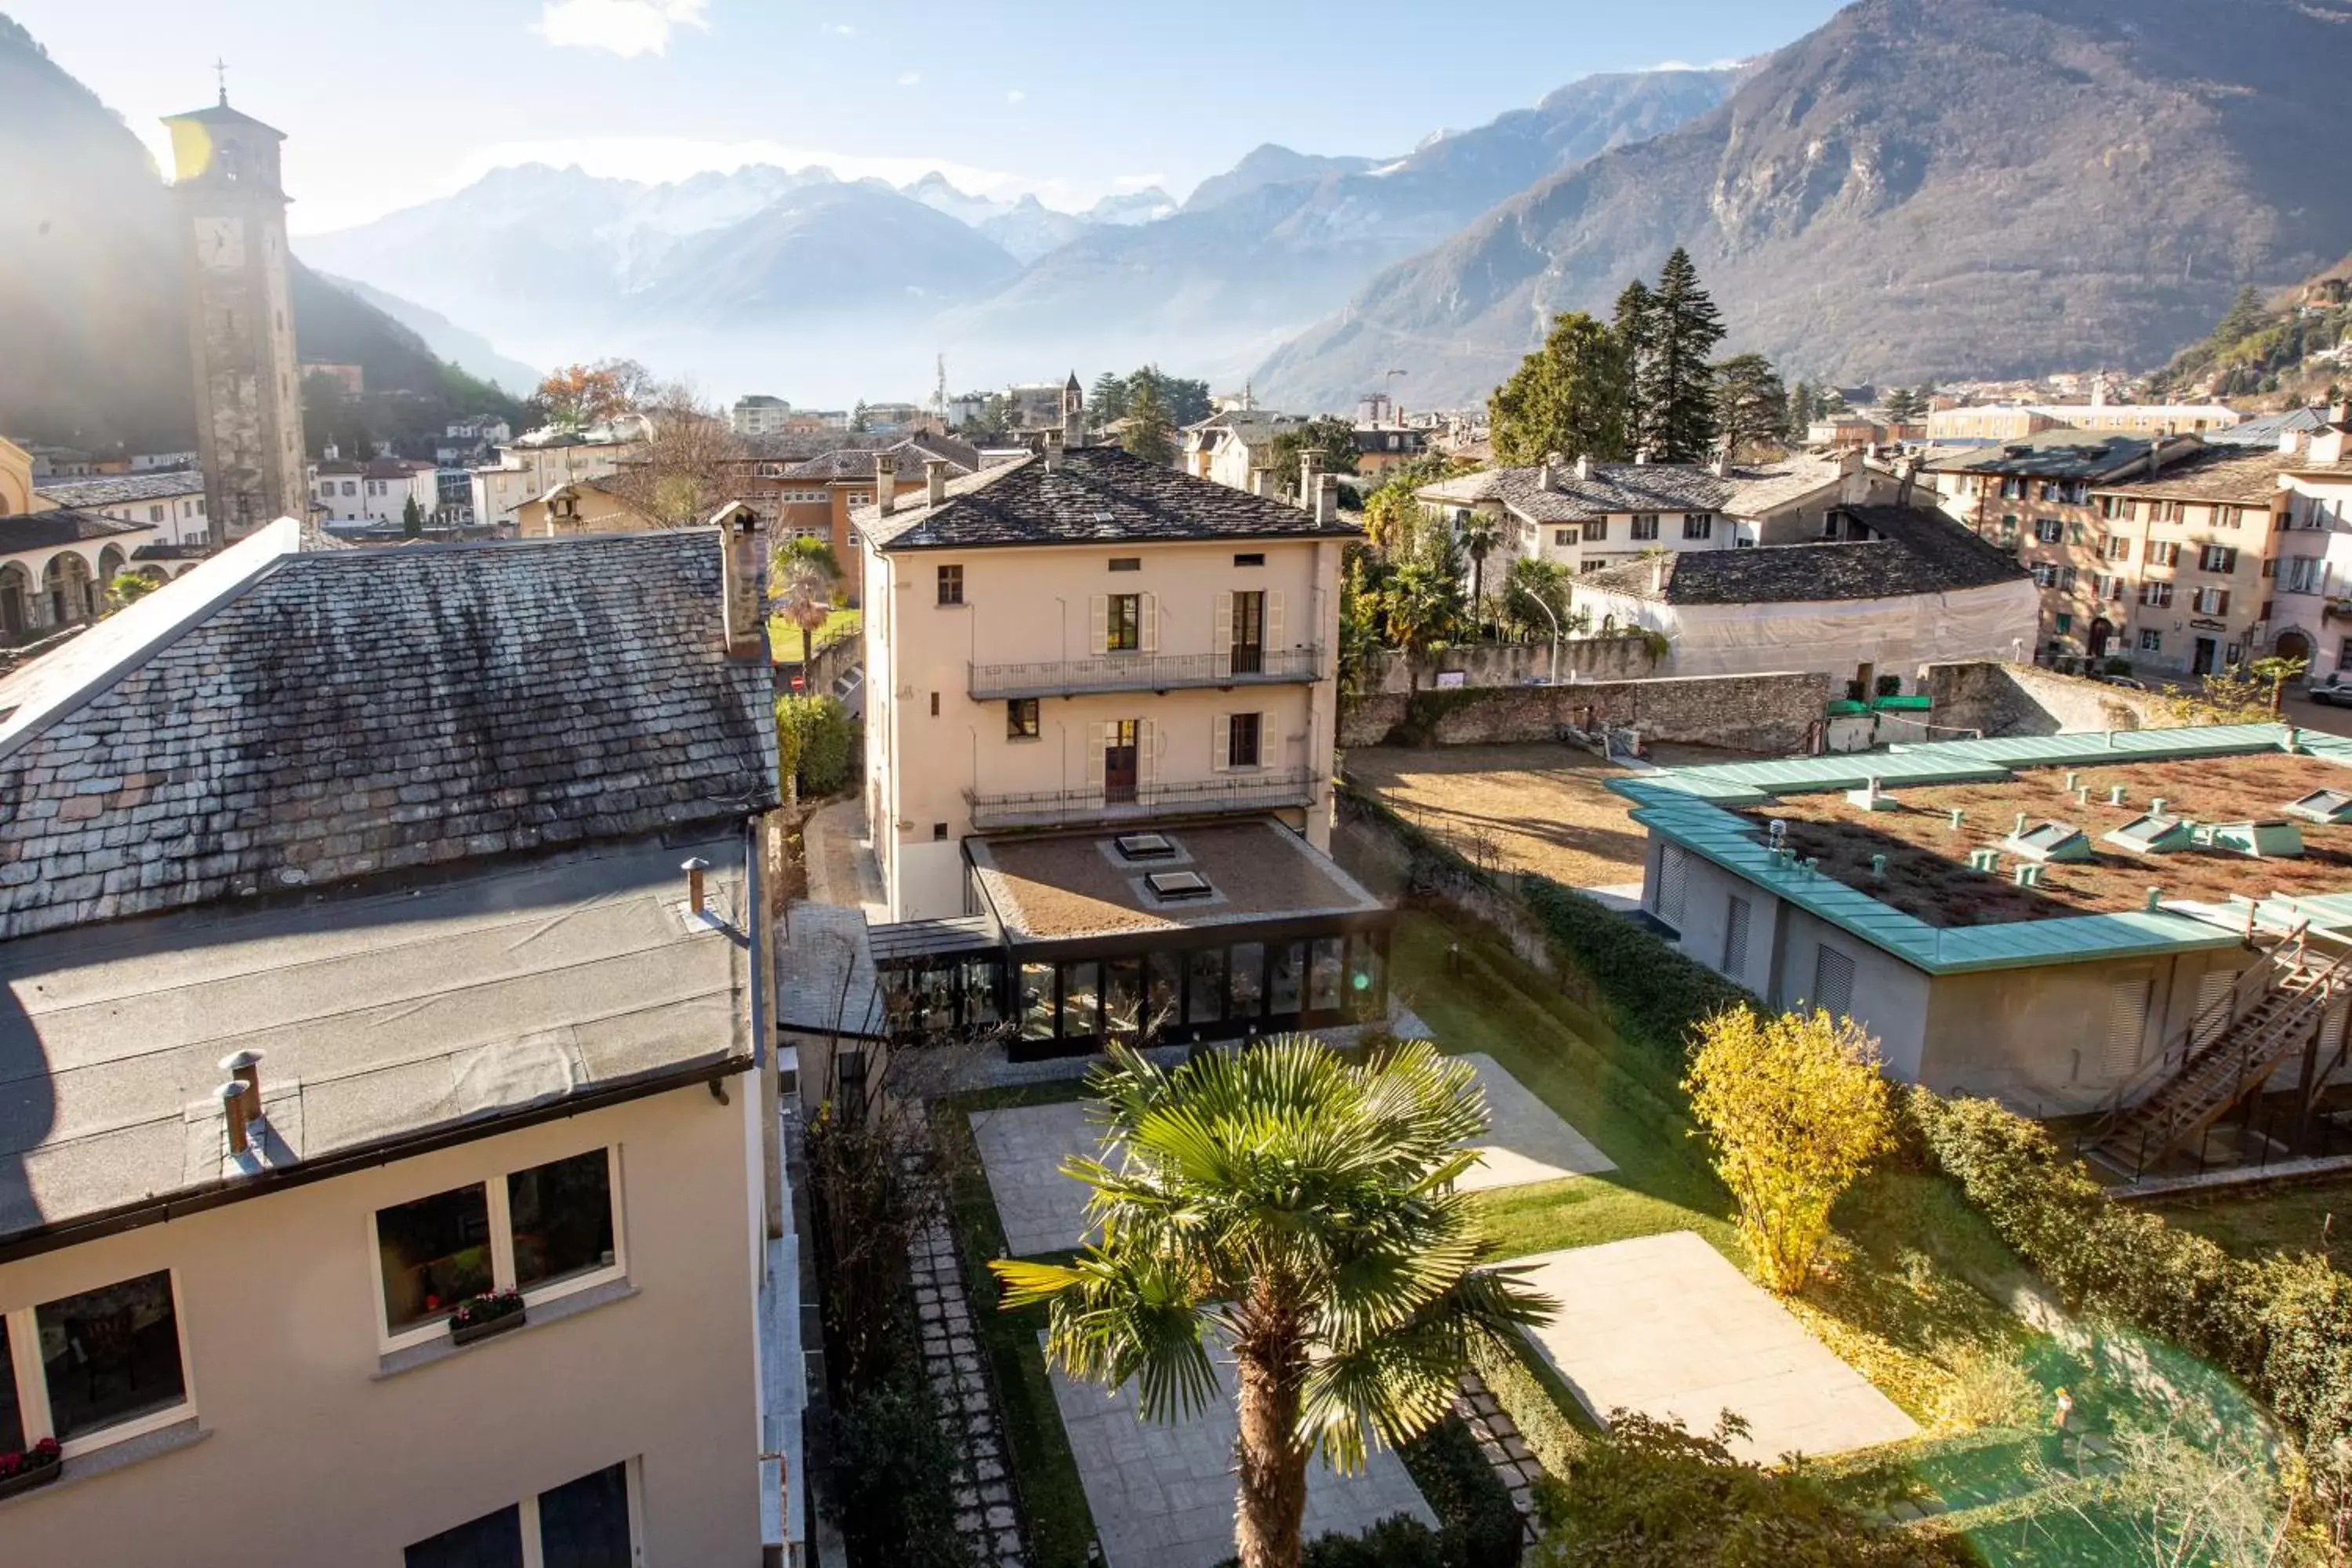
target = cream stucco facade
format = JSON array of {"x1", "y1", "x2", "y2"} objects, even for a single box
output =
[{"x1": 862, "y1": 533, "x2": 1344, "y2": 922}]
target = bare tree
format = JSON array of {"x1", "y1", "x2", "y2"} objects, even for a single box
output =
[{"x1": 603, "y1": 383, "x2": 753, "y2": 527}]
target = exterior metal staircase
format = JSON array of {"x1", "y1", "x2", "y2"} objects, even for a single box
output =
[{"x1": 2085, "y1": 931, "x2": 2352, "y2": 1178}]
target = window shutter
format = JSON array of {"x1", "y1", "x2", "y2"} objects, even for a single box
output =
[
  {"x1": 1268, "y1": 591, "x2": 1284, "y2": 650},
  {"x1": 1722, "y1": 896, "x2": 1751, "y2": 980},
  {"x1": 1655, "y1": 844, "x2": 1688, "y2": 927},
  {"x1": 1141, "y1": 720, "x2": 1157, "y2": 794},
  {"x1": 1090, "y1": 594, "x2": 1108, "y2": 655},
  {"x1": 1141, "y1": 593, "x2": 1160, "y2": 654},
  {"x1": 2103, "y1": 976, "x2": 2151, "y2": 1078},
  {"x1": 1212, "y1": 713, "x2": 1230, "y2": 772},
  {"x1": 2190, "y1": 968, "x2": 2237, "y2": 1051},
  {"x1": 1214, "y1": 593, "x2": 1233, "y2": 677},
  {"x1": 1087, "y1": 725, "x2": 1107, "y2": 798},
  {"x1": 1812, "y1": 946, "x2": 1856, "y2": 1019}
]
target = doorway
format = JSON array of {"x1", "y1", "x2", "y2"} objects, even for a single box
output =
[
  {"x1": 2088, "y1": 618, "x2": 2113, "y2": 659},
  {"x1": 1105, "y1": 720, "x2": 1138, "y2": 805},
  {"x1": 1230, "y1": 590, "x2": 1264, "y2": 675},
  {"x1": 2193, "y1": 636, "x2": 2220, "y2": 676},
  {"x1": 2277, "y1": 630, "x2": 2314, "y2": 664}
]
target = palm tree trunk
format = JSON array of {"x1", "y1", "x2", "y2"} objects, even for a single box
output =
[
  {"x1": 1471, "y1": 552, "x2": 1486, "y2": 641},
  {"x1": 1233, "y1": 1345, "x2": 1311, "y2": 1568}
]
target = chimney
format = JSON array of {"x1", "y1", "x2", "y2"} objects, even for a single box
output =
[
  {"x1": 1299, "y1": 450, "x2": 1322, "y2": 511},
  {"x1": 2281, "y1": 428, "x2": 2308, "y2": 456},
  {"x1": 720, "y1": 507, "x2": 764, "y2": 659},
  {"x1": 215, "y1": 1080, "x2": 251, "y2": 1157},
  {"x1": 1633, "y1": 450, "x2": 1650, "y2": 466},
  {"x1": 1711, "y1": 447, "x2": 1730, "y2": 478},
  {"x1": 1650, "y1": 554, "x2": 1668, "y2": 595},
  {"x1": 220, "y1": 1050, "x2": 264, "y2": 1131},
  {"x1": 1043, "y1": 426, "x2": 1064, "y2": 474},
  {"x1": 1248, "y1": 466, "x2": 1272, "y2": 498},
  {"x1": 875, "y1": 450, "x2": 898, "y2": 516},
  {"x1": 1573, "y1": 453, "x2": 1592, "y2": 481},
  {"x1": 924, "y1": 457, "x2": 949, "y2": 506},
  {"x1": 1315, "y1": 473, "x2": 1338, "y2": 528},
  {"x1": 1064, "y1": 401, "x2": 1084, "y2": 452},
  {"x1": 682, "y1": 855, "x2": 710, "y2": 916},
  {"x1": 2314, "y1": 424, "x2": 2350, "y2": 466}
]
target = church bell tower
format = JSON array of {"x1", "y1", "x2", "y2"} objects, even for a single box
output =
[{"x1": 162, "y1": 79, "x2": 307, "y2": 543}]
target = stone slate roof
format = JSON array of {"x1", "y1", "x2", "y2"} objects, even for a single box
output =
[
  {"x1": 2098, "y1": 451, "x2": 2294, "y2": 506},
  {"x1": 1417, "y1": 455, "x2": 1844, "y2": 525},
  {"x1": 858, "y1": 445, "x2": 1363, "y2": 552},
  {"x1": 2204, "y1": 408, "x2": 2332, "y2": 449},
  {"x1": 0, "y1": 531, "x2": 779, "y2": 940},
  {"x1": 0, "y1": 509, "x2": 151, "y2": 554},
  {"x1": 782, "y1": 433, "x2": 982, "y2": 482},
  {"x1": 31, "y1": 472, "x2": 204, "y2": 509},
  {"x1": 1920, "y1": 430, "x2": 2159, "y2": 479},
  {"x1": 1579, "y1": 506, "x2": 2026, "y2": 605}
]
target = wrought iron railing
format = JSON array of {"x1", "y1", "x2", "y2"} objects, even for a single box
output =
[
  {"x1": 967, "y1": 646, "x2": 1324, "y2": 700},
  {"x1": 963, "y1": 770, "x2": 1319, "y2": 830}
]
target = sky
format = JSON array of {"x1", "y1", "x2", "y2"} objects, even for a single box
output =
[{"x1": 11, "y1": 0, "x2": 1842, "y2": 234}]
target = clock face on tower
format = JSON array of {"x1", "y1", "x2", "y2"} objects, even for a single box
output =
[{"x1": 196, "y1": 215, "x2": 245, "y2": 271}]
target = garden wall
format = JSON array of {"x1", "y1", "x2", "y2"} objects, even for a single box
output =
[
  {"x1": 1922, "y1": 660, "x2": 2172, "y2": 737},
  {"x1": 1359, "y1": 634, "x2": 1660, "y2": 695},
  {"x1": 1341, "y1": 670, "x2": 1828, "y2": 753}
]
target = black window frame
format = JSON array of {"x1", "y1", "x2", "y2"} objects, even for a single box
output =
[{"x1": 1007, "y1": 698, "x2": 1041, "y2": 739}]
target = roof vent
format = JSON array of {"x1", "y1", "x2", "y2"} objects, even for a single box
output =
[
  {"x1": 1115, "y1": 832, "x2": 1178, "y2": 862},
  {"x1": 2005, "y1": 821, "x2": 2093, "y2": 862},
  {"x1": 1145, "y1": 869, "x2": 1213, "y2": 902},
  {"x1": 2103, "y1": 813, "x2": 2193, "y2": 855},
  {"x1": 2194, "y1": 820, "x2": 2305, "y2": 859},
  {"x1": 2284, "y1": 788, "x2": 2352, "y2": 825},
  {"x1": 1844, "y1": 778, "x2": 1898, "y2": 811}
]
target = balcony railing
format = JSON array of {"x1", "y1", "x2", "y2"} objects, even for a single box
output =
[
  {"x1": 964, "y1": 770, "x2": 1321, "y2": 832},
  {"x1": 967, "y1": 646, "x2": 1325, "y2": 701}
]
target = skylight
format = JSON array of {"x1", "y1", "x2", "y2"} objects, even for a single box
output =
[
  {"x1": 1115, "y1": 832, "x2": 1177, "y2": 862},
  {"x1": 1145, "y1": 869, "x2": 1213, "y2": 901}
]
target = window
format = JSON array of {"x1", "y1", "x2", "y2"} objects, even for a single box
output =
[
  {"x1": 2037, "y1": 481, "x2": 2060, "y2": 502},
  {"x1": 1007, "y1": 699, "x2": 1040, "y2": 739},
  {"x1": 2145, "y1": 540, "x2": 2179, "y2": 567},
  {"x1": 1722, "y1": 896, "x2": 1750, "y2": 978},
  {"x1": 1811, "y1": 946, "x2": 1856, "y2": 1018},
  {"x1": 2192, "y1": 586, "x2": 2231, "y2": 615},
  {"x1": 2000, "y1": 477, "x2": 2027, "y2": 500},
  {"x1": 2216, "y1": 505, "x2": 2242, "y2": 529},
  {"x1": 2055, "y1": 612, "x2": 2074, "y2": 635},
  {"x1": 2200, "y1": 544, "x2": 2238, "y2": 573},
  {"x1": 341, "y1": 481, "x2": 356, "y2": 496},
  {"x1": 2286, "y1": 556, "x2": 2325, "y2": 593},
  {"x1": 1106, "y1": 593, "x2": 1142, "y2": 652},
  {"x1": 1232, "y1": 552, "x2": 1265, "y2": 567},
  {"x1": 2034, "y1": 517, "x2": 2063, "y2": 543},
  {"x1": 2059, "y1": 565, "x2": 2078, "y2": 590},
  {"x1": 374, "y1": 1149, "x2": 622, "y2": 1346},
  {"x1": 2031, "y1": 562, "x2": 2057, "y2": 588},
  {"x1": 2140, "y1": 581, "x2": 2173, "y2": 608},
  {"x1": 1581, "y1": 519, "x2": 1608, "y2": 543},
  {"x1": 2153, "y1": 500, "x2": 2183, "y2": 524},
  {"x1": 2139, "y1": 628, "x2": 2164, "y2": 652},
  {"x1": 1682, "y1": 514, "x2": 1713, "y2": 540},
  {"x1": 1629, "y1": 514, "x2": 1660, "y2": 541},
  {"x1": 929, "y1": 691, "x2": 940, "y2": 717},
  {"x1": 1109, "y1": 557, "x2": 1142, "y2": 572},
  {"x1": 1227, "y1": 712, "x2": 1262, "y2": 768},
  {"x1": 935, "y1": 564, "x2": 963, "y2": 605},
  {"x1": 2100, "y1": 535, "x2": 2129, "y2": 561},
  {"x1": 932, "y1": 822, "x2": 948, "y2": 841},
  {"x1": 1554, "y1": 528, "x2": 1573, "y2": 546},
  {"x1": 1, "y1": 1270, "x2": 191, "y2": 1456},
  {"x1": 404, "y1": 1461, "x2": 637, "y2": 1568},
  {"x1": 1655, "y1": 844, "x2": 1688, "y2": 927},
  {"x1": 2099, "y1": 495, "x2": 2126, "y2": 520}
]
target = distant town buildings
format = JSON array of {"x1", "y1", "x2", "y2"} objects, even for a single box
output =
[
  {"x1": 731, "y1": 393, "x2": 793, "y2": 437},
  {"x1": 310, "y1": 455, "x2": 440, "y2": 530}
]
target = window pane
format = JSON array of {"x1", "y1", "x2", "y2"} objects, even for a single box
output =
[
  {"x1": 509, "y1": 1151, "x2": 617, "y2": 1294},
  {"x1": 1105, "y1": 959, "x2": 1143, "y2": 1039},
  {"x1": 405, "y1": 1504, "x2": 525, "y2": 1568},
  {"x1": 1309, "y1": 938, "x2": 1344, "y2": 1013},
  {"x1": 1188, "y1": 948, "x2": 1225, "y2": 1024},
  {"x1": 1347, "y1": 934, "x2": 1386, "y2": 1022},
  {"x1": 1147, "y1": 951, "x2": 1184, "y2": 1035},
  {"x1": 36, "y1": 1270, "x2": 187, "y2": 1439},
  {"x1": 1229, "y1": 943, "x2": 1265, "y2": 1021},
  {"x1": 0, "y1": 1317, "x2": 24, "y2": 1452},
  {"x1": 1269, "y1": 942, "x2": 1304, "y2": 1016},
  {"x1": 539, "y1": 1461, "x2": 633, "y2": 1568},
  {"x1": 378, "y1": 1185, "x2": 494, "y2": 1332},
  {"x1": 1020, "y1": 963, "x2": 1055, "y2": 1040},
  {"x1": 1060, "y1": 961, "x2": 1101, "y2": 1039},
  {"x1": 961, "y1": 959, "x2": 1000, "y2": 1027}
]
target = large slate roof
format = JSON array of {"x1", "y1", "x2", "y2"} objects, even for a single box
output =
[
  {"x1": 1579, "y1": 505, "x2": 2026, "y2": 605},
  {"x1": 1417, "y1": 455, "x2": 1846, "y2": 525},
  {"x1": 30, "y1": 472, "x2": 204, "y2": 510},
  {"x1": 2099, "y1": 451, "x2": 2295, "y2": 506},
  {"x1": 0, "y1": 509, "x2": 151, "y2": 554},
  {"x1": 782, "y1": 433, "x2": 982, "y2": 482},
  {"x1": 1921, "y1": 430, "x2": 2159, "y2": 479},
  {"x1": 0, "y1": 529, "x2": 779, "y2": 940},
  {"x1": 858, "y1": 445, "x2": 1362, "y2": 551}
]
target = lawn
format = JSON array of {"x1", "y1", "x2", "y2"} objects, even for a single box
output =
[
  {"x1": 771, "y1": 605, "x2": 860, "y2": 665},
  {"x1": 2144, "y1": 1174, "x2": 2352, "y2": 1262}
]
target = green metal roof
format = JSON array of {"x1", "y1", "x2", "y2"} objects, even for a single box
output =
[{"x1": 1609, "y1": 723, "x2": 2332, "y2": 974}]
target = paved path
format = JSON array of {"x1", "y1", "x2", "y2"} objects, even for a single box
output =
[
  {"x1": 1455, "y1": 1052, "x2": 1616, "y2": 1191},
  {"x1": 1515, "y1": 1231, "x2": 1918, "y2": 1464},
  {"x1": 1047, "y1": 1342, "x2": 1433, "y2": 1568}
]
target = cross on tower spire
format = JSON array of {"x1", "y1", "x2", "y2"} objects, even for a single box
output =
[{"x1": 213, "y1": 57, "x2": 228, "y2": 105}]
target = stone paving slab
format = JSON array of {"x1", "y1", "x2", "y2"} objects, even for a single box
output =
[
  {"x1": 1046, "y1": 1341, "x2": 1434, "y2": 1568},
  {"x1": 971, "y1": 1053, "x2": 1610, "y2": 1257},
  {"x1": 1514, "y1": 1231, "x2": 1918, "y2": 1464}
]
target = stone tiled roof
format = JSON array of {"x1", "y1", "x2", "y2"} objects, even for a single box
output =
[
  {"x1": 31, "y1": 472, "x2": 204, "y2": 509},
  {"x1": 782, "y1": 433, "x2": 982, "y2": 482},
  {"x1": 858, "y1": 445, "x2": 1363, "y2": 551},
  {"x1": 2098, "y1": 451, "x2": 2295, "y2": 506},
  {"x1": 1417, "y1": 455, "x2": 1845, "y2": 525},
  {"x1": 1920, "y1": 430, "x2": 2160, "y2": 478},
  {"x1": 0, "y1": 531, "x2": 778, "y2": 939},
  {"x1": 1579, "y1": 506, "x2": 2026, "y2": 605},
  {"x1": 0, "y1": 509, "x2": 151, "y2": 554}
]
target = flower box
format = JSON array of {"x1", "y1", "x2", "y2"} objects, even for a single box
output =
[
  {"x1": 448, "y1": 1289, "x2": 527, "y2": 1346},
  {"x1": 0, "y1": 1439, "x2": 63, "y2": 1501}
]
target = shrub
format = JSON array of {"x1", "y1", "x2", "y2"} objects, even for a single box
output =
[
  {"x1": 1519, "y1": 875, "x2": 1755, "y2": 1082},
  {"x1": 1400, "y1": 1413, "x2": 1526, "y2": 1568},
  {"x1": 777, "y1": 694, "x2": 857, "y2": 798},
  {"x1": 833, "y1": 1367, "x2": 975, "y2": 1568},
  {"x1": 1220, "y1": 1515, "x2": 1454, "y2": 1568},
  {"x1": 1875, "y1": 673, "x2": 1904, "y2": 698},
  {"x1": 1467, "y1": 1334, "x2": 1589, "y2": 1481}
]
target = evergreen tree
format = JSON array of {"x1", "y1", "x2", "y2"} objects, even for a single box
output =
[
  {"x1": 1487, "y1": 311, "x2": 1631, "y2": 466},
  {"x1": 2212, "y1": 284, "x2": 2267, "y2": 349},
  {"x1": 1612, "y1": 280, "x2": 1658, "y2": 457},
  {"x1": 1712, "y1": 354, "x2": 1788, "y2": 461},
  {"x1": 1089, "y1": 372, "x2": 1128, "y2": 421},
  {"x1": 1881, "y1": 386, "x2": 1924, "y2": 423},
  {"x1": 1786, "y1": 380, "x2": 1817, "y2": 435},
  {"x1": 850, "y1": 398, "x2": 872, "y2": 434},
  {"x1": 401, "y1": 495, "x2": 424, "y2": 537},
  {"x1": 1643, "y1": 249, "x2": 1726, "y2": 463},
  {"x1": 1121, "y1": 376, "x2": 1175, "y2": 464}
]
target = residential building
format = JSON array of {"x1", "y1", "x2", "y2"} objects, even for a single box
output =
[
  {"x1": 445, "y1": 416, "x2": 512, "y2": 445},
  {"x1": 469, "y1": 416, "x2": 652, "y2": 534},
  {"x1": 0, "y1": 510, "x2": 152, "y2": 644},
  {"x1": 1004, "y1": 379, "x2": 1077, "y2": 429},
  {"x1": 1415, "y1": 451, "x2": 1910, "y2": 578},
  {"x1": 731, "y1": 394, "x2": 793, "y2": 437},
  {"x1": 851, "y1": 417, "x2": 1392, "y2": 1057},
  {"x1": 2080, "y1": 449, "x2": 2298, "y2": 672},
  {"x1": 310, "y1": 456, "x2": 441, "y2": 530},
  {"x1": 1922, "y1": 429, "x2": 2204, "y2": 662},
  {"x1": 1570, "y1": 503, "x2": 2038, "y2": 693},
  {"x1": 2270, "y1": 416, "x2": 2352, "y2": 679},
  {"x1": 129, "y1": 449, "x2": 200, "y2": 473},
  {"x1": 859, "y1": 401, "x2": 936, "y2": 434},
  {"x1": 1923, "y1": 406, "x2": 2062, "y2": 442},
  {"x1": 1351, "y1": 423, "x2": 1428, "y2": 476},
  {"x1": 738, "y1": 431, "x2": 985, "y2": 604},
  {"x1": 1611, "y1": 727, "x2": 2352, "y2": 1167},
  {"x1": 1809, "y1": 416, "x2": 1888, "y2": 448},
  {"x1": 161, "y1": 90, "x2": 306, "y2": 542},
  {"x1": 0, "y1": 521, "x2": 802, "y2": 1566},
  {"x1": 2, "y1": 436, "x2": 42, "y2": 515},
  {"x1": 31, "y1": 471, "x2": 212, "y2": 549},
  {"x1": 2030, "y1": 401, "x2": 2243, "y2": 438},
  {"x1": 1182, "y1": 411, "x2": 1306, "y2": 491},
  {"x1": 514, "y1": 478, "x2": 655, "y2": 537}
]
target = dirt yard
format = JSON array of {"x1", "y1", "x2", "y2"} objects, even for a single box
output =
[{"x1": 1344, "y1": 741, "x2": 1748, "y2": 889}]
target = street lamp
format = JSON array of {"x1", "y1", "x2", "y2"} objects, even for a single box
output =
[{"x1": 1522, "y1": 584, "x2": 1564, "y2": 687}]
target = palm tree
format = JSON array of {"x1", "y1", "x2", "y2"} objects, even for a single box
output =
[
  {"x1": 992, "y1": 1038, "x2": 1555, "y2": 1568},
  {"x1": 771, "y1": 535, "x2": 844, "y2": 665},
  {"x1": 1382, "y1": 557, "x2": 1465, "y2": 690},
  {"x1": 2251, "y1": 654, "x2": 2309, "y2": 717},
  {"x1": 1457, "y1": 514, "x2": 1502, "y2": 639}
]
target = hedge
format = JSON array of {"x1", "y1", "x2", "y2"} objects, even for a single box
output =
[
  {"x1": 1467, "y1": 1332, "x2": 1592, "y2": 1482},
  {"x1": 1909, "y1": 1089, "x2": 2352, "y2": 1463},
  {"x1": 1519, "y1": 873, "x2": 1755, "y2": 1084},
  {"x1": 1399, "y1": 1411, "x2": 1526, "y2": 1568}
]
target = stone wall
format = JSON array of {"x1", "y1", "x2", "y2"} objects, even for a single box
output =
[
  {"x1": 1359, "y1": 633, "x2": 1660, "y2": 695},
  {"x1": 1341, "y1": 670, "x2": 1828, "y2": 754},
  {"x1": 1924, "y1": 660, "x2": 2173, "y2": 737}
]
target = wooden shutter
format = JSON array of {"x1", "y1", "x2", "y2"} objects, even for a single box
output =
[
  {"x1": 1722, "y1": 896, "x2": 1750, "y2": 981},
  {"x1": 1089, "y1": 594, "x2": 1108, "y2": 655},
  {"x1": 1086, "y1": 724, "x2": 1108, "y2": 799},
  {"x1": 1214, "y1": 593, "x2": 1233, "y2": 677},
  {"x1": 2103, "y1": 975, "x2": 2151, "y2": 1078},
  {"x1": 1141, "y1": 720, "x2": 1157, "y2": 795},
  {"x1": 1812, "y1": 946, "x2": 1856, "y2": 1019},
  {"x1": 1212, "y1": 713, "x2": 1230, "y2": 772},
  {"x1": 1141, "y1": 592, "x2": 1160, "y2": 654},
  {"x1": 1268, "y1": 590, "x2": 1284, "y2": 650}
]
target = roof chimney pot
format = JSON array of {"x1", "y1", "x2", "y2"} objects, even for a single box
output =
[
  {"x1": 1299, "y1": 450, "x2": 1322, "y2": 512},
  {"x1": 682, "y1": 855, "x2": 710, "y2": 916},
  {"x1": 1574, "y1": 453, "x2": 1593, "y2": 481},
  {"x1": 924, "y1": 457, "x2": 949, "y2": 507},
  {"x1": 1315, "y1": 473, "x2": 1338, "y2": 528},
  {"x1": 219, "y1": 1050, "x2": 263, "y2": 1131},
  {"x1": 1043, "y1": 426, "x2": 1064, "y2": 474},
  {"x1": 216, "y1": 1080, "x2": 251, "y2": 1157},
  {"x1": 875, "y1": 450, "x2": 898, "y2": 515},
  {"x1": 719, "y1": 506, "x2": 764, "y2": 659}
]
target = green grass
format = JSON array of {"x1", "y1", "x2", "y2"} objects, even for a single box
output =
[
  {"x1": 771, "y1": 605, "x2": 861, "y2": 663},
  {"x1": 2144, "y1": 1174, "x2": 2352, "y2": 1263}
]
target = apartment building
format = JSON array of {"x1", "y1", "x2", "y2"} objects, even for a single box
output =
[
  {"x1": 1922, "y1": 429, "x2": 2202, "y2": 662},
  {"x1": 0, "y1": 521, "x2": 802, "y2": 1566},
  {"x1": 746, "y1": 432, "x2": 982, "y2": 604},
  {"x1": 311, "y1": 456, "x2": 441, "y2": 530},
  {"x1": 731, "y1": 394, "x2": 793, "y2": 437},
  {"x1": 852, "y1": 422, "x2": 1392, "y2": 1058},
  {"x1": 2082, "y1": 449, "x2": 2296, "y2": 672},
  {"x1": 27, "y1": 471, "x2": 211, "y2": 549},
  {"x1": 468, "y1": 416, "x2": 652, "y2": 534},
  {"x1": 2269, "y1": 416, "x2": 2352, "y2": 679}
]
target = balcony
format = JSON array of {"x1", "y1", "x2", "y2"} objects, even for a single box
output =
[
  {"x1": 967, "y1": 646, "x2": 1326, "y2": 702},
  {"x1": 964, "y1": 770, "x2": 1321, "y2": 832}
]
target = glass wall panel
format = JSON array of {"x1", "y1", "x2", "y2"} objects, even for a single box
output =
[
  {"x1": 1309, "y1": 938, "x2": 1344, "y2": 1014},
  {"x1": 1061, "y1": 961, "x2": 1102, "y2": 1039},
  {"x1": 36, "y1": 1271, "x2": 188, "y2": 1440},
  {"x1": 539, "y1": 1461, "x2": 633, "y2": 1567},
  {"x1": 1105, "y1": 959, "x2": 1143, "y2": 1040},
  {"x1": 918, "y1": 967, "x2": 956, "y2": 1033},
  {"x1": 1187, "y1": 947, "x2": 1225, "y2": 1025},
  {"x1": 962, "y1": 959, "x2": 1001, "y2": 1028},
  {"x1": 405, "y1": 1505, "x2": 524, "y2": 1568},
  {"x1": 1147, "y1": 951, "x2": 1185, "y2": 1037},
  {"x1": 1348, "y1": 932, "x2": 1386, "y2": 1022},
  {"x1": 1229, "y1": 943, "x2": 1265, "y2": 1022},
  {"x1": 879, "y1": 970, "x2": 916, "y2": 1033},
  {"x1": 1019, "y1": 963, "x2": 1055, "y2": 1040},
  {"x1": 1269, "y1": 942, "x2": 1305, "y2": 1016}
]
